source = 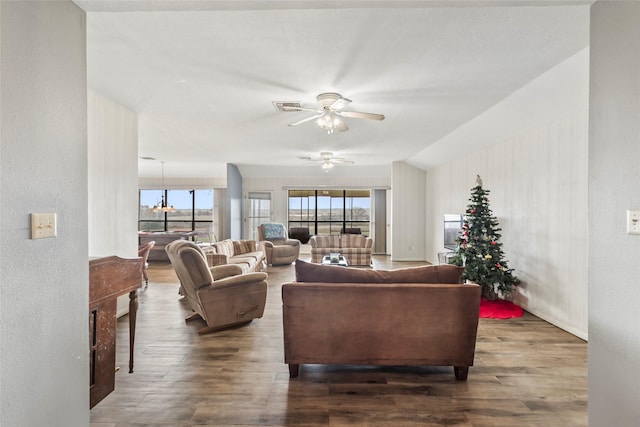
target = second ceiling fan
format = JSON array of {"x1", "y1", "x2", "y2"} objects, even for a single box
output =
[{"x1": 283, "y1": 92, "x2": 385, "y2": 134}]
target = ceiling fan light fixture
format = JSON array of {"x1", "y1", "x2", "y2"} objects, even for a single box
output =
[
  {"x1": 316, "y1": 111, "x2": 344, "y2": 134},
  {"x1": 321, "y1": 161, "x2": 334, "y2": 172},
  {"x1": 300, "y1": 151, "x2": 353, "y2": 172}
]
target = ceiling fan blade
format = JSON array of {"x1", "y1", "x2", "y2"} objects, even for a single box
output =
[
  {"x1": 300, "y1": 151, "x2": 354, "y2": 166},
  {"x1": 335, "y1": 120, "x2": 349, "y2": 132},
  {"x1": 330, "y1": 157, "x2": 354, "y2": 164},
  {"x1": 337, "y1": 111, "x2": 385, "y2": 121},
  {"x1": 330, "y1": 96, "x2": 352, "y2": 110},
  {"x1": 281, "y1": 106, "x2": 321, "y2": 113},
  {"x1": 288, "y1": 114, "x2": 323, "y2": 127}
]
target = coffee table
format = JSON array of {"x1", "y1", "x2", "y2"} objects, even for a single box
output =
[{"x1": 321, "y1": 255, "x2": 348, "y2": 267}]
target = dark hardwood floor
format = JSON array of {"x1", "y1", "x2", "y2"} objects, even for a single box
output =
[{"x1": 90, "y1": 253, "x2": 587, "y2": 426}]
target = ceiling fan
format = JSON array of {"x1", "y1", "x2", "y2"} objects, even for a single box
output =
[
  {"x1": 282, "y1": 92, "x2": 385, "y2": 134},
  {"x1": 299, "y1": 152, "x2": 354, "y2": 172}
]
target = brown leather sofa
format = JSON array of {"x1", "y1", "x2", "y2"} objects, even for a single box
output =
[{"x1": 282, "y1": 260, "x2": 481, "y2": 379}]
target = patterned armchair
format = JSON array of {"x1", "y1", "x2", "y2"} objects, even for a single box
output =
[
  {"x1": 309, "y1": 234, "x2": 373, "y2": 266},
  {"x1": 257, "y1": 223, "x2": 301, "y2": 266}
]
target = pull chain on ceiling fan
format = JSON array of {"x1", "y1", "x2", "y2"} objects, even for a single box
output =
[{"x1": 282, "y1": 92, "x2": 385, "y2": 134}]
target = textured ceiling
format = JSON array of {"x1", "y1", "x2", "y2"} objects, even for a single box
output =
[{"x1": 77, "y1": 1, "x2": 590, "y2": 178}]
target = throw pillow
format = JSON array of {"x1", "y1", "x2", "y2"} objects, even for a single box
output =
[
  {"x1": 294, "y1": 259, "x2": 464, "y2": 284},
  {"x1": 233, "y1": 239, "x2": 256, "y2": 255},
  {"x1": 262, "y1": 223, "x2": 286, "y2": 239}
]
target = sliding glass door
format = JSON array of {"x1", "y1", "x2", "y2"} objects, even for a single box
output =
[{"x1": 288, "y1": 189, "x2": 370, "y2": 236}]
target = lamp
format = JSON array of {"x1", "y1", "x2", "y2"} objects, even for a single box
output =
[{"x1": 152, "y1": 162, "x2": 175, "y2": 213}]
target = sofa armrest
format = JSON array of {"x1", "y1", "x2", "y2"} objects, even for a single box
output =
[
  {"x1": 209, "y1": 264, "x2": 244, "y2": 280},
  {"x1": 365, "y1": 237, "x2": 373, "y2": 249},
  {"x1": 260, "y1": 240, "x2": 275, "y2": 249},
  {"x1": 282, "y1": 239, "x2": 301, "y2": 247},
  {"x1": 207, "y1": 271, "x2": 268, "y2": 291},
  {"x1": 206, "y1": 253, "x2": 229, "y2": 266}
]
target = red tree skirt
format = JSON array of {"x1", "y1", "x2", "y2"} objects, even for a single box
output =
[{"x1": 479, "y1": 298, "x2": 523, "y2": 319}]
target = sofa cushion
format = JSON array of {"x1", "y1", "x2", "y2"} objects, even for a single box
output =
[
  {"x1": 294, "y1": 259, "x2": 464, "y2": 284},
  {"x1": 233, "y1": 239, "x2": 257, "y2": 255},
  {"x1": 310, "y1": 235, "x2": 340, "y2": 248},
  {"x1": 212, "y1": 239, "x2": 234, "y2": 257},
  {"x1": 340, "y1": 234, "x2": 371, "y2": 249}
]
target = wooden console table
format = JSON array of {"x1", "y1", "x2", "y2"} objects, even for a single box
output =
[{"x1": 89, "y1": 255, "x2": 142, "y2": 408}]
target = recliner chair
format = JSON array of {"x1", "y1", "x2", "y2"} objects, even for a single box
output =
[
  {"x1": 257, "y1": 223, "x2": 301, "y2": 266},
  {"x1": 165, "y1": 240, "x2": 268, "y2": 334}
]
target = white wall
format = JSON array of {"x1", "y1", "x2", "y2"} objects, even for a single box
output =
[
  {"x1": 0, "y1": 2, "x2": 90, "y2": 425},
  {"x1": 589, "y1": 2, "x2": 640, "y2": 424},
  {"x1": 425, "y1": 49, "x2": 590, "y2": 339},
  {"x1": 88, "y1": 90, "x2": 139, "y2": 316},
  {"x1": 88, "y1": 90, "x2": 138, "y2": 258},
  {"x1": 427, "y1": 111, "x2": 588, "y2": 338},
  {"x1": 391, "y1": 161, "x2": 426, "y2": 261}
]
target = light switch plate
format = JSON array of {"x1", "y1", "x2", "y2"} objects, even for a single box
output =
[
  {"x1": 31, "y1": 213, "x2": 57, "y2": 239},
  {"x1": 626, "y1": 209, "x2": 640, "y2": 235}
]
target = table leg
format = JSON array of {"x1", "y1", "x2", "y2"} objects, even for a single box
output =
[{"x1": 128, "y1": 290, "x2": 138, "y2": 373}]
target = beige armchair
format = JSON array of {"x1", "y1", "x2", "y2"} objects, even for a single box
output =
[
  {"x1": 257, "y1": 223, "x2": 301, "y2": 266},
  {"x1": 165, "y1": 240, "x2": 268, "y2": 334}
]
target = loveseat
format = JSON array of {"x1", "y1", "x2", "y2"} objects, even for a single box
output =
[
  {"x1": 203, "y1": 239, "x2": 265, "y2": 272},
  {"x1": 309, "y1": 234, "x2": 372, "y2": 266},
  {"x1": 282, "y1": 260, "x2": 481, "y2": 380}
]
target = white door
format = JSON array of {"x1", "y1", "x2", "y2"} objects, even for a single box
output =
[{"x1": 247, "y1": 191, "x2": 272, "y2": 241}]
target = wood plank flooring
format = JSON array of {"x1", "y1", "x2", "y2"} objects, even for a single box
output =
[{"x1": 90, "y1": 255, "x2": 587, "y2": 426}]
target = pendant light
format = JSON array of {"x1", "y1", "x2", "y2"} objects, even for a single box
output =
[{"x1": 152, "y1": 162, "x2": 175, "y2": 213}]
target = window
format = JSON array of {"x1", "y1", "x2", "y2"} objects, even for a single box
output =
[
  {"x1": 139, "y1": 189, "x2": 216, "y2": 242},
  {"x1": 193, "y1": 189, "x2": 215, "y2": 240},
  {"x1": 139, "y1": 190, "x2": 165, "y2": 231},
  {"x1": 288, "y1": 189, "x2": 370, "y2": 235},
  {"x1": 166, "y1": 189, "x2": 193, "y2": 232}
]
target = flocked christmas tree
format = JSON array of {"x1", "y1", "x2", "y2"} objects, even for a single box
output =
[{"x1": 449, "y1": 175, "x2": 518, "y2": 300}]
